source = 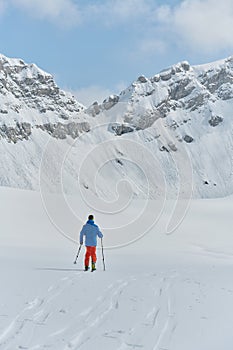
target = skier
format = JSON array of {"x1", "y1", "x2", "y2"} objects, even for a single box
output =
[{"x1": 80, "y1": 214, "x2": 103, "y2": 271}]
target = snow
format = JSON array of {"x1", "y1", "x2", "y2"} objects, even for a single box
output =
[
  {"x1": 1, "y1": 52, "x2": 233, "y2": 349},
  {"x1": 0, "y1": 54, "x2": 85, "y2": 128},
  {"x1": 0, "y1": 54, "x2": 51, "y2": 79},
  {"x1": 1, "y1": 53, "x2": 233, "y2": 199},
  {"x1": 1, "y1": 186, "x2": 233, "y2": 349},
  {"x1": 192, "y1": 56, "x2": 231, "y2": 75}
]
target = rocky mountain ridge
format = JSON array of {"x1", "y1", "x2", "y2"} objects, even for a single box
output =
[
  {"x1": 0, "y1": 54, "x2": 89, "y2": 143},
  {"x1": 0, "y1": 53, "x2": 233, "y2": 198},
  {"x1": 88, "y1": 57, "x2": 233, "y2": 134}
]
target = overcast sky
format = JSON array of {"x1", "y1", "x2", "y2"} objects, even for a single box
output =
[{"x1": 0, "y1": 0, "x2": 233, "y2": 105}]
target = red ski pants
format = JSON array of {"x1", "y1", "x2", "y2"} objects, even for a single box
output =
[{"x1": 85, "y1": 246, "x2": 97, "y2": 266}]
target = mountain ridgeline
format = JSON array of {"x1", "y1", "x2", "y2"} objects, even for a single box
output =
[{"x1": 0, "y1": 53, "x2": 233, "y2": 198}]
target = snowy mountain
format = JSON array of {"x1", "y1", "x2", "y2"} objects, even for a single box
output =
[
  {"x1": 0, "y1": 54, "x2": 89, "y2": 141},
  {"x1": 0, "y1": 54, "x2": 233, "y2": 198},
  {"x1": 87, "y1": 56, "x2": 233, "y2": 198},
  {"x1": 0, "y1": 54, "x2": 90, "y2": 188}
]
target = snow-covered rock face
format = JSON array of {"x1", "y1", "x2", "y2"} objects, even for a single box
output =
[
  {"x1": 89, "y1": 58, "x2": 233, "y2": 127},
  {"x1": 0, "y1": 54, "x2": 87, "y2": 142},
  {"x1": 83, "y1": 56, "x2": 233, "y2": 198},
  {"x1": 1, "y1": 53, "x2": 233, "y2": 199}
]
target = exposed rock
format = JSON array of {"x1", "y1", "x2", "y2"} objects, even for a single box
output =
[
  {"x1": 60, "y1": 113, "x2": 69, "y2": 120},
  {"x1": 151, "y1": 75, "x2": 160, "y2": 83},
  {"x1": 168, "y1": 142, "x2": 177, "y2": 151},
  {"x1": 169, "y1": 120, "x2": 179, "y2": 130},
  {"x1": 87, "y1": 101, "x2": 101, "y2": 117},
  {"x1": 103, "y1": 95, "x2": 119, "y2": 110},
  {"x1": 111, "y1": 123, "x2": 134, "y2": 136},
  {"x1": 170, "y1": 79, "x2": 195, "y2": 100},
  {"x1": 183, "y1": 135, "x2": 194, "y2": 143},
  {"x1": 200, "y1": 68, "x2": 233, "y2": 95},
  {"x1": 145, "y1": 89, "x2": 155, "y2": 97},
  {"x1": 160, "y1": 71, "x2": 172, "y2": 81},
  {"x1": 0, "y1": 54, "x2": 84, "y2": 118},
  {"x1": 0, "y1": 122, "x2": 31, "y2": 143},
  {"x1": 134, "y1": 110, "x2": 160, "y2": 130},
  {"x1": 186, "y1": 93, "x2": 207, "y2": 111},
  {"x1": 137, "y1": 75, "x2": 148, "y2": 83},
  {"x1": 38, "y1": 121, "x2": 90, "y2": 139},
  {"x1": 66, "y1": 122, "x2": 90, "y2": 138},
  {"x1": 208, "y1": 115, "x2": 223, "y2": 127},
  {"x1": 181, "y1": 61, "x2": 190, "y2": 71},
  {"x1": 217, "y1": 84, "x2": 233, "y2": 100},
  {"x1": 156, "y1": 101, "x2": 171, "y2": 118}
]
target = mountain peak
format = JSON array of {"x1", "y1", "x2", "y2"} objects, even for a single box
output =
[
  {"x1": 0, "y1": 53, "x2": 86, "y2": 129},
  {"x1": 0, "y1": 54, "x2": 233, "y2": 199},
  {"x1": 0, "y1": 53, "x2": 50, "y2": 75}
]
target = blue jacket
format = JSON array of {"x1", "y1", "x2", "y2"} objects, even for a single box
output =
[{"x1": 80, "y1": 220, "x2": 103, "y2": 247}]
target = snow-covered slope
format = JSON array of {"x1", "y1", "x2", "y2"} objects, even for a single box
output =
[
  {"x1": 0, "y1": 54, "x2": 233, "y2": 198},
  {"x1": 87, "y1": 56, "x2": 233, "y2": 198},
  {"x1": 1, "y1": 187, "x2": 233, "y2": 349},
  {"x1": 0, "y1": 54, "x2": 90, "y2": 189}
]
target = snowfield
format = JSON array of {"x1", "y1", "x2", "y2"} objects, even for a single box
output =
[{"x1": 1, "y1": 187, "x2": 233, "y2": 349}]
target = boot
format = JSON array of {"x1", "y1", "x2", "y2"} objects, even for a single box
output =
[
  {"x1": 84, "y1": 266, "x2": 89, "y2": 271},
  {"x1": 91, "y1": 262, "x2": 96, "y2": 272}
]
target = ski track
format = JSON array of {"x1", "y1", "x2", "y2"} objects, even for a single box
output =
[
  {"x1": 0, "y1": 272, "x2": 83, "y2": 349},
  {"x1": 192, "y1": 245, "x2": 233, "y2": 261},
  {"x1": 0, "y1": 270, "x2": 205, "y2": 350},
  {"x1": 62, "y1": 272, "x2": 179, "y2": 350}
]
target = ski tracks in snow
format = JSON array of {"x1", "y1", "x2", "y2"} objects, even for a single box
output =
[
  {"x1": 64, "y1": 272, "x2": 178, "y2": 350},
  {"x1": 0, "y1": 272, "x2": 83, "y2": 349},
  {"x1": 112, "y1": 273, "x2": 178, "y2": 350},
  {"x1": 0, "y1": 270, "x2": 179, "y2": 350}
]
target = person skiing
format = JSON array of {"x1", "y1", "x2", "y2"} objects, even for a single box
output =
[{"x1": 80, "y1": 214, "x2": 103, "y2": 271}]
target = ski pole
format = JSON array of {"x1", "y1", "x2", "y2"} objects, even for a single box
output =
[
  {"x1": 73, "y1": 244, "x2": 82, "y2": 264},
  {"x1": 101, "y1": 238, "x2": 106, "y2": 271}
]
